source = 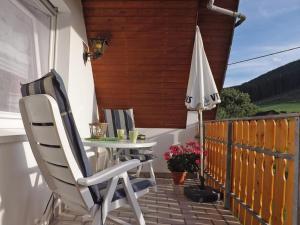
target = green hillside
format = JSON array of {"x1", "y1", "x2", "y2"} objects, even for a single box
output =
[
  {"x1": 256, "y1": 89, "x2": 300, "y2": 113},
  {"x1": 232, "y1": 60, "x2": 300, "y2": 113},
  {"x1": 233, "y1": 60, "x2": 300, "y2": 102}
]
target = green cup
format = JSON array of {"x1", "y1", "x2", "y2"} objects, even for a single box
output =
[
  {"x1": 117, "y1": 129, "x2": 125, "y2": 140},
  {"x1": 129, "y1": 130, "x2": 139, "y2": 143}
]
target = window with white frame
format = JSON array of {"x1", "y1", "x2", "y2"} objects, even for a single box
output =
[{"x1": 0, "y1": 0, "x2": 56, "y2": 114}]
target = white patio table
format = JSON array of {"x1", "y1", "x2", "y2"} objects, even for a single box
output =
[{"x1": 83, "y1": 139, "x2": 157, "y2": 166}]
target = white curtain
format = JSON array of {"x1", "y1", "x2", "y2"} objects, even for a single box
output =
[{"x1": 0, "y1": 0, "x2": 52, "y2": 112}]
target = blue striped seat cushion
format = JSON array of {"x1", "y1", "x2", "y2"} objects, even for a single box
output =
[
  {"x1": 99, "y1": 177, "x2": 154, "y2": 201},
  {"x1": 104, "y1": 108, "x2": 155, "y2": 162},
  {"x1": 120, "y1": 154, "x2": 156, "y2": 162},
  {"x1": 20, "y1": 69, "x2": 102, "y2": 204},
  {"x1": 103, "y1": 109, "x2": 135, "y2": 137}
]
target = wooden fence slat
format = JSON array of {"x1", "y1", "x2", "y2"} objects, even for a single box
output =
[
  {"x1": 245, "y1": 121, "x2": 257, "y2": 225},
  {"x1": 252, "y1": 120, "x2": 265, "y2": 225},
  {"x1": 211, "y1": 123, "x2": 216, "y2": 187},
  {"x1": 261, "y1": 120, "x2": 275, "y2": 223},
  {"x1": 233, "y1": 121, "x2": 243, "y2": 217},
  {"x1": 215, "y1": 122, "x2": 220, "y2": 189},
  {"x1": 221, "y1": 122, "x2": 227, "y2": 186},
  {"x1": 219, "y1": 123, "x2": 224, "y2": 185},
  {"x1": 231, "y1": 121, "x2": 239, "y2": 215},
  {"x1": 220, "y1": 122, "x2": 224, "y2": 185},
  {"x1": 205, "y1": 117, "x2": 298, "y2": 225},
  {"x1": 217, "y1": 122, "x2": 222, "y2": 188},
  {"x1": 272, "y1": 119, "x2": 288, "y2": 225},
  {"x1": 206, "y1": 123, "x2": 211, "y2": 179},
  {"x1": 284, "y1": 119, "x2": 296, "y2": 225},
  {"x1": 211, "y1": 123, "x2": 215, "y2": 187},
  {"x1": 239, "y1": 121, "x2": 249, "y2": 224},
  {"x1": 208, "y1": 123, "x2": 213, "y2": 187},
  {"x1": 204, "y1": 124, "x2": 208, "y2": 174},
  {"x1": 221, "y1": 122, "x2": 226, "y2": 187},
  {"x1": 216, "y1": 122, "x2": 221, "y2": 185},
  {"x1": 285, "y1": 119, "x2": 296, "y2": 225},
  {"x1": 223, "y1": 141, "x2": 227, "y2": 185}
]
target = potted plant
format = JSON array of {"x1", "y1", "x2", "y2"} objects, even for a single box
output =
[{"x1": 164, "y1": 141, "x2": 206, "y2": 185}]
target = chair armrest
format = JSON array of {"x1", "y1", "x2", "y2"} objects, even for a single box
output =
[{"x1": 77, "y1": 159, "x2": 140, "y2": 186}]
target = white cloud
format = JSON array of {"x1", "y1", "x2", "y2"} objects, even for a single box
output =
[
  {"x1": 271, "y1": 57, "x2": 282, "y2": 63},
  {"x1": 257, "y1": 42, "x2": 300, "y2": 52}
]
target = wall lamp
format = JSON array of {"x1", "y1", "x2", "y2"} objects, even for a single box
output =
[{"x1": 83, "y1": 37, "x2": 108, "y2": 64}]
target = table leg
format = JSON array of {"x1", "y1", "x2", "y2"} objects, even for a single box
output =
[
  {"x1": 111, "y1": 148, "x2": 116, "y2": 166},
  {"x1": 106, "y1": 148, "x2": 121, "y2": 167},
  {"x1": 115, "y1": 150, "x2": 120, "y2": 164}
]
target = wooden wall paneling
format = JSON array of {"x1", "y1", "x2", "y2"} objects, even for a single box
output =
[{"x1": 83, "y1": 0, "x2": 238, "y2": 128}]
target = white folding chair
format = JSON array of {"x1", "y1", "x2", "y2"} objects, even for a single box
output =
[
  {"x1": 103, "y1": 108, "x2": 157, "y2": 189},
  {"x1": 20, "y1": 94, "x2": 153, "y2": 225}
]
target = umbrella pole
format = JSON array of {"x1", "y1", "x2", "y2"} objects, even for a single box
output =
[
  {"x1": 184, "y1": 110, "x2": 218, "y2": 203},
  {"x1": 198, "y1": 110, "x2": 205, "y2": 188}
]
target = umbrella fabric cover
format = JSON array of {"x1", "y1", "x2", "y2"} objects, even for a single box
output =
[{"x1": 185, "y1": 26, "x2": 221, "y2": 111}]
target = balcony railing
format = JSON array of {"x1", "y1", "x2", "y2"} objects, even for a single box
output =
[{"x1": 204, "y1": 113, "x2": 300, "y2": 225}]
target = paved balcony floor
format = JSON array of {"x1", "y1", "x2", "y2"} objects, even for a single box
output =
[
  {"x1": 107, "y1": 178, "x2": 240, "y2": 225},
  {"x1": 55, "y1": 178, "x2": 240, "y2": 225}
]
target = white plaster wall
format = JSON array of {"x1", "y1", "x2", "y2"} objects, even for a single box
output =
[
  {"x1": 54, "y1": 0, "x2": 98, "y2": 137},
  {"x1": 0, "y1": 1, "x2": 97, "y2": 225},
  {"x1": 139, "y1": 111, "x2": 199, "y2": 173},
  {"x1": 0, "y1": 141, "x2": 50, "y2": 225}
]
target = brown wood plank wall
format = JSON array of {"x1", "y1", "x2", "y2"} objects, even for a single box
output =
[{"x1": 82, "y1": 0, "x2": 238, "y2": 128}]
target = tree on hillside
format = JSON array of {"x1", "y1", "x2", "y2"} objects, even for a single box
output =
[
  {"x1": 236, "y1": 60, "x2": 300, "y2": 102},
  {"x1": 217, "y1": 88, "x2": 258, "y2": 119}
]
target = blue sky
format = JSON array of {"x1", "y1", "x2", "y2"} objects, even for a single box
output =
[{"x1": 224, "y1": 0, "x2": 300, "y2": 87}]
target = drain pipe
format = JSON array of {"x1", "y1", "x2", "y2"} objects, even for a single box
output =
[{"x1": 207, "y1": 0, "x2": 246, "y2": 27}]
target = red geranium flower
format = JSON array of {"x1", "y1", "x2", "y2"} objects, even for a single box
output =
[
  {"x1": 164, "y1": 142, "x2": 204, "y2": 173},
  {"x1": 164, "y1": 152, "x2": 171, "y2": 160}
]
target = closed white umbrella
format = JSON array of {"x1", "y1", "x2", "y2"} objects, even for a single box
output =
[{"x1": 185, "y1": 25, "x2": 221, "y2": 178}]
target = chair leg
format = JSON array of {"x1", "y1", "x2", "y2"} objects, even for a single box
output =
[
  {"x1": 101, "y1": 176, "x2": 120, "y2": 224},
  {"x1": 92, "y1": 208, "x2": 103, "y2": 225},
  {"x1": 149, "y1": 162, "x2": 157, "y2": 192},
  {"x1": 107, "y1": 215, "x2": 131, "y2": 225},
  {"x1": 136, "y1": 165, "x2": 142, "y2": 177},
  {"x1": 121, "y1": 172, "x2": 146, "y2": 225}
]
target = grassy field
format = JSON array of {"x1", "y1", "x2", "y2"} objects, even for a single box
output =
[
  {"x1": 256, "y1": 89, "x2": 300, "y2": 113},
  {"x1": 258, "y1": 102, "x2": 300, "y2": 113}
]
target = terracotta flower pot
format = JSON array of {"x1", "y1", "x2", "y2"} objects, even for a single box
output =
[{"x1": 172, "y1": 172, "x2": 187, "y2": 185}]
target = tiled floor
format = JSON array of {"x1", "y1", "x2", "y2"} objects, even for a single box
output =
[
  {"x1": 54, "y1": 178, "x2": 240, "y2": 225},
  {"x1": 107, "y1": 178, "x2": 240, "y2": 225}
]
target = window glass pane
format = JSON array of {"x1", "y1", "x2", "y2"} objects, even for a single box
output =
[
  {"x1": 20, "y1": 0, "x2": 52, "y2": 74},
  {"x1": 0, "y1": 0, "x2": 52, "y2": 113}
]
